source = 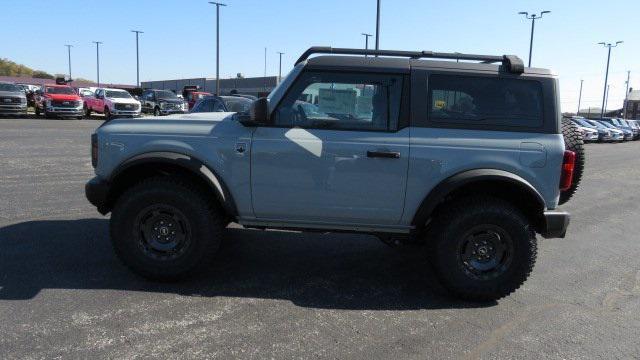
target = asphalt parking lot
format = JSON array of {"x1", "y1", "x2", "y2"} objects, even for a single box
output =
[{"x1": 1, "y1": 117, "x2": 639, "y2": 359}]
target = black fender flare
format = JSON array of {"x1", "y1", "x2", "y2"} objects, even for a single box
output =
[
  {"x1": 411, "y1": 169, "x2": 546, "y2": 227},
  {"x1": 109, "y1": 151, "x2": 237, "y2": 217}
]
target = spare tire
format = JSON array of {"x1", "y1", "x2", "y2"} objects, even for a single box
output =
[{"x1": 559, "y1": 119, "x2": 585, "y2": 205}]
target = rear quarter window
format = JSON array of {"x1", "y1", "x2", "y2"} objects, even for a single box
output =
[{"x1": 428, "y1": 74, "x2": 544, "y2": 129}]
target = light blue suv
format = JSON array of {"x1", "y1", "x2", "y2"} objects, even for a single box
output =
[{"x1": 86, "y1": 47, "x2": 576, "y2": 301}]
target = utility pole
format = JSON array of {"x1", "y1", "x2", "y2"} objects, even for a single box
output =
[
  {"x1": 131, "y1": 30, "x2": 144, "y2": 87},
  {"x1": 362, "y1": 33, "x2": 372, "y2": 57},
  {"x1": 375, "y1": 0, "x2": 381, "y2": 51},
  {"x1": 209, "y1": 2, "x2": 226, "y2": 95},
  {"x1": 577, "y1": 79, "x2": 583, "y2": 115},
  {"x1": 93, "y1": 41, "x2": 102, "y2": 87},
  {"x1": 64, "y1": 44, "x2": 73, "y2": 80},
  {"x1": 264, "y1": 47, "x2": 267, "y2": 93},
  {"x1": 598, "y1": 41, "x2": 623, "y2": 118},
  {"x1": 624, "y1": 70, "x2": 631, "y2": 119},
  {"x1": 277, "y1": 52, "x2": 284, "y2": 82},
  {"x1": 518, "y1": 11, "x2": 551, "y2": 67}
]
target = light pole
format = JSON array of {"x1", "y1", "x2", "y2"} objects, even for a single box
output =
[
  {"x1": 209, "y1": 2, "x2": 226, "y2": 95},
  {"x1": 577, "y1": 79, "x2": 583, "y2": 115},
  {"x1": 605, "y1": 84, "x2": 610, "y2": 113},
  {"x1": 598, "y1": 41, "x2": 623, "y2": 118},
  {"x1": 375, "y1": 0, "x2": 381, "y2": 51},
  {"x1": 518, "y1": 11, "x2": 550, "y2": 67},
  {"x1": 361, "y1": 33, "x2": 372, "y2": 57},
  {"x1": 277, "y1": 52, "x2": 284, "y2": 82},
  {"x1": 131, "y1": 30, "x2": 144, "y2": 87},
  {"x1": 93, "y1": 41, "x2": 102, "y2": 87},
  {"x1": 624, "y1": 70, "x2": 631, "y2": 119},
  {"x1": 64, "y1": 44, "x2": 73, "y2": 80},
  {"x1": 263, "y1": 47, "x2": 267, "y2": 93}
]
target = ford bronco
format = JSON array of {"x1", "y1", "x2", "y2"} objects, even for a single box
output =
[{"x1": 86, "y1": 47, "x2": 581, "y2": 301}]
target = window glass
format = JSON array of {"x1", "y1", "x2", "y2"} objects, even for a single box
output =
[
  {"x1": 192, "y1": 98, "x2": 225, "y2": 113},
  {"x1": 274, "y1": 72, "x2": 402, "y2": 131},
  {"x1": 428, "y1": 74, "x2": 544, "y2": 128}
]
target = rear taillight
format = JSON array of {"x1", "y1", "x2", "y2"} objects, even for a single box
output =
[
  {"x1": 91, "y1": 133, "x2": 98, "y2": 168},
  {"x1": 559, "y1": 150, "x2": 576, "y2": 191}
]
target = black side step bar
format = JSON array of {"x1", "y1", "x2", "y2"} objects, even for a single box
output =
[{"x1": 295, "y1": 46, "x2": 525, "y2": 74}]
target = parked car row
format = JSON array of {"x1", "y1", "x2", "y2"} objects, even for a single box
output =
[{"x1": 570, "y1": 116, "x2": 640, "y2": 143}]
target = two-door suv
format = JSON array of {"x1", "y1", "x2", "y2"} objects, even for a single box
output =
[{"x1": 86, "y1": 47, "x2": 576, "y2": 301}]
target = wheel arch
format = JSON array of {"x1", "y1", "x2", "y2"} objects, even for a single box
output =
[
  {"x1": 411, "y1": 169, "x2": 547, "y2": 234},
  {"x1": 105, "y1": 151, "x2": 237, "y2": 219}
]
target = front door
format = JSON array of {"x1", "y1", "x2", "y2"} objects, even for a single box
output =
[{"x1": 250, "y1": 71, "x2": 409, "y2": 225}]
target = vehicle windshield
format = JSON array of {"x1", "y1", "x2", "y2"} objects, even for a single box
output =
[
  {"x1": 600, "y1": 122, "x2": 616, "y2": 129},
  {"x1": 587, "y1": 120, "x2": 605, "y2": 129},
  {"x1": 575, "y1": 119, "x2": 593, "y2": 128},
  {"x1": 0, "y1": 83, "x2": 21, "y2": 92},
  {"x1": 156, "y1": 90, "x2": 178, "y2": 100},
  {"x1": 46, "y1": 86, "x2": 76, "y2": 95},
  {"x1": 105, "y1": 90, "x2": 132, "y2": 99},
  {"x1": 222, "y1": 97, "x2": 252, "y2": 113}
]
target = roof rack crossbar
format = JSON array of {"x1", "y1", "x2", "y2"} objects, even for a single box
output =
[{"x1": 295, "y1": 47, "x2": 525, "y2": 74}]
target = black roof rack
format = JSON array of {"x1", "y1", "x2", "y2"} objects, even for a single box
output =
[{"x1": 295, "y1": 47, "x2": 525, "y2": 74}]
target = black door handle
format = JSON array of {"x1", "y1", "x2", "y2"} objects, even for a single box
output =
[{"x1": 367, "y1": 150, "x2": 401, "y2": 159}]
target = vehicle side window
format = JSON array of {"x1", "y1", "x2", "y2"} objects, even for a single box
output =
[
  {"x1": 273, "y1": 71, "x2": 402, "y2": 131},
  {"x1": 428, "y1": 74, "x2": 544, "y2": 128}
]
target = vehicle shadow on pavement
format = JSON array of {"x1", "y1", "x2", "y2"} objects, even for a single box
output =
[{"x1": 0, "y1": 219, "x2": 494, "y2": 310}]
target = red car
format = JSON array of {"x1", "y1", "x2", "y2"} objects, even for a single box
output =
[
  {"x1": 34, "y1": 84, "x2": 83, "y2": 119},
  {"x1": 185, "y1": 91, "x2": 212, "y2": 110}
]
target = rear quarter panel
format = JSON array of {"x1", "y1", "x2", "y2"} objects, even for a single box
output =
[{"x1": 401, "y1": 127, "x2": 565, "y2": 225}]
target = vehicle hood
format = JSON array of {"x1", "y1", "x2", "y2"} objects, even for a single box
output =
[
  {"x1": 46, "y1": 93, "x2": 81, "y2": 101},
  {"x1": 0, "y1": 90, "x2": 26, "y2": 98},
  {"x1": 97, "y1": 111, "x2": 238, "y2": 137},
  {"x1": 107, "y1": 97, "x2": 140, "y2": 105},
  {"x1": 156, "y1": 98, "x2": 184, "y2": 104}
]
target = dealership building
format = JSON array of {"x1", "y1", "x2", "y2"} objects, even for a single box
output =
[{"x1": 141, "y1": 76, "x2": 279, "y2": 97}]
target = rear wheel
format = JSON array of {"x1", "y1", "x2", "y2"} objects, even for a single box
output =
[
  {"x1": 85, "y1": 105, "x2": 91, "y2": 117},
  {"x1": 35, "y1": 105, "x2": 41, "y2": 116},
  {"x1": 560, "y1": 119, "x2": 585, "y2": 205},
  {"x1": 154, "y1": 107, "x2": 161, "y2": 116},
  {"x1": 110, "y1": 177, "x2": 224, "y2": 281},
  {"x1": 427, "y1": 196, "x2": 537, "y2": 301},
  {"x1": 104, "y1": 107, "x2": 111, "y2": 121}
]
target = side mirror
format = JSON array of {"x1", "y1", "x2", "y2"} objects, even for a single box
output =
[{"x1": 246, "y1": 97, "x2": 269, "y2": 126}]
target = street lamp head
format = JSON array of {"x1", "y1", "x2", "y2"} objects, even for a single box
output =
[
  {"x1": 615, "y1": 41, "x2": 623, "y2": 45},
  {"x1": 131, "y1": 30, "x2": 144, "y2": 34},
  {"x1": 518, "y1": 11, "x2": 528, "y2": 15},
  {"x1": 208, "y1": 1, "x2": 226, "y2": 6},
  {"x1": 541, "y1": 10, "x2": 551, "y2": 14}
]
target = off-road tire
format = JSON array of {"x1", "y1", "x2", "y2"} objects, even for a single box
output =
[
  {"x1": 427, "y1": 196, "x2": 537, "y2": 302},
  {"x1": 110, "y1": 177, "x2": 224, "y2": 281},
  {"x1": 560, "y1": 118, "x2": 585, "y2": 205}
]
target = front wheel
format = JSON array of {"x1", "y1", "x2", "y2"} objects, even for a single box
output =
[
  {"x1": 104, "y1": 107, "x2": 111, "y2": 121},
  {"x1": 35, "y1": 105, "x2": 41, "y2": 116},
  {"x1": 85, "y1": 105, "x2": 91, "y2": 117},
  {"x1": 153, "y1": 107, "x2": 161, "y2": 116},
  {"x1": 427, "y1": 196, "x2": 537, "y2": 301},
  {"x1": 110, "y1": 177, "x2": 224, "y2": 281}
]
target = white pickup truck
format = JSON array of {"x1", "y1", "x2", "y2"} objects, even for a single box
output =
[{"x1": 84, "y1": 88, "x2": 141, "y2": 120}]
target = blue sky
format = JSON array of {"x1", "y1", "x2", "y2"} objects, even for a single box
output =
[{"x1": 1, "y1": 0, "x2": 637, "y2": 111}]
